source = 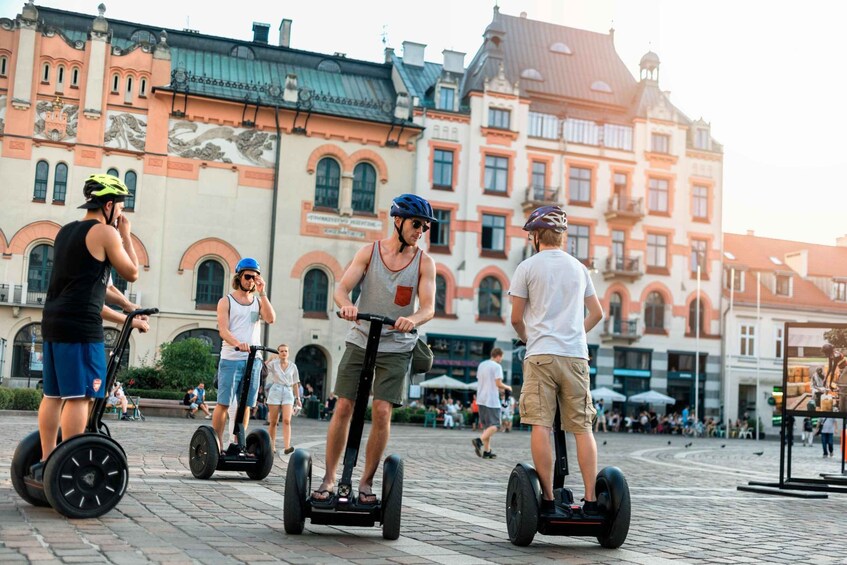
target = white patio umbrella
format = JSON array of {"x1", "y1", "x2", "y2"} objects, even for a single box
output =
[
  {"x1": 626, "y1": 390, "x2": 676, "y2": 405},
  {"x1": 418, "y1": 375, "x2": 470, "y2": 390},
  {"x1": 590, "y1": 386, "x2": 626, "y2": 402}
]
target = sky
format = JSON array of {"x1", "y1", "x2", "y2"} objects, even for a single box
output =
[{"x1": 6, "y1": 0, "x2": 847, "y2": 246}]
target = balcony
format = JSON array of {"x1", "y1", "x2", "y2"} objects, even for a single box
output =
[
  {"x1": 600, "y1": 318, "x2": 641, "y2": 344},
  {"x1": 522, "y1": 185, "x2": 561, "y2": 210},
  {"x1": 604, "y1": 196, "x2": 644, "y2": 224},
  {"x1": 603, "y1": 256, "x2": 642, "y2": 282}
]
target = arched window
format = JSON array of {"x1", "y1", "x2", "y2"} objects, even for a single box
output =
[
  {"x1": 42, "y1": 62, "x2": 50, "y2": 82},
  {"x1": 689, "y1": 299, "x2": 704, "y2": 335},
  {"x1": 27, "y1": 244, "x2": 54, "y2": 296},
  {"x1": 70, "y1": 67, "x2": 79, "y2": 87},
  {"x1": 53, "y1": 162, "x2": 68, "y2": 203},
  {"x1": 609, "y1": 292, "x2": 623, "y2": 333},
  {"x1": 130, "y1": 30, "x2": 157, "y2": 45},
  {"x1": 56, "y1": 65, "x2": 65, "y2": 90},
  {"x1": 196, "y1": 259, "x2": 224, "y2": 308},
  {"x1": 107, "y1": 167, "x2": 119, "y2": 177},
  {"x1": 174, "y1": 328, "x2": 222, "y2": 367},
  {"x1": 435, "y1": 274, "x2": 447, "y2": 315},
  {"x1": 125, "y1": 76, "x2": 133, "y2": 103},
  {"x1": 104, "y1": 328, "x2": 130, "y2": 373},
  {"x1": 0, "y1": 56, "x2": 8, "y2": 77},
  {"x1": 478, "y1": 276, "x2": 502, "y2": 319},
  {"x1": 314, "y1": 157, "x2": 340, "y2": 209},
  {"x1": 124, "y1": 170, "x2": 137, "y2": 210},
  {"x1": 352, "y1": 162, "x2": 376, "y2": 213},
  {"x1": 139, "y1": 77, "x2": 147, "y2": 97},
  {"x1": 644, "y1": 291, "x2": 665, "y2": 331},
  {"x1": 33, "y1": 160, "x2": 49, "y2": 200},
  {"x1": 302, "y1": 269, "x2": 329, "y2": 315},
  {"x1": 230, "y1": 45, "x2": 255, "y2": 60},
  {"x1": 110, "y1": 266, "x2": 128, "y2": 293},
  {"x1": 12, "y1": 323, "x2": 42, "y2": 384}
]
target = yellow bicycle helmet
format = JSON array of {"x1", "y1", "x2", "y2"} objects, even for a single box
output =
[{"x1": 78, "y1": 174, "x2": 130, "y2": 209}]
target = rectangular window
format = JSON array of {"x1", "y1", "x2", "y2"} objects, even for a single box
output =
[
  {"x1": 567, "y1": 224, "x2": 589, "y2": 261},
  {"x1": 614, "y1": 173, "x2": 627, "y2": 195},
  {"x1": 481, "y1": 214, "x2": 506, "y2": 252},
  {"x1": 692, "y1": 185, "x2": 708, "y2": 219},
  {"x1": 725, "y1": 268, "x2": 744, "y2": 292},
  {"x1": 603, "y1": 123, "x2": 633, "y2": 150},
  {"x1": 528, "y1": 111, "x2": 558, "y2": 139},
  {"x1": 835, "y1": 281, "x2": 847, "y2": 301},
  {"x1": 690, "y1": 240, "x2": 707, "y2": 273},
  {"x1": 484, "y1": 155, "x2": 509, "y2": 193},
  {"x1": 433, "y1": 149, "x2": 454, "y2": 189},
  {"x1": 488, "y1": 107, "x2": 510, "y2": 129},
  {"x1": 531, "y1": 161, "x2": 546, "y2": 190},
  {"x1": 614, "y1": 349, "x2": 651, "y2": 370},
  {"x1": 740, "y1": 324, "x2": 756, "y2": 357},
  {"x1": 438, "y1": 87, "x2": 455, "y2": 111},
  {"x1": 776, "y1": 274, "x2": 791, "y2": 296},
  {"x1": 775, "y1": 327, "x2": 783, "y2": 359},
  {"x1": 430, "y1": 209, "x2": 451, "y2": 248},
  {"x1": 695, "y1": 128, "x2": 710, "y2": 150},
  {"x1": 646, "y1": 234, "x2": 668, "y2": 268},
  {"x1": 568, "y1": 166, "x2": 591, "y2": 203},
  {"x1": 565, "y1": 118, "x2": 600, "y2": 145},
  {"x1": 648, "y1": 177, "x2": 668, "y2": 212},
  {"x1": 651, "y1": 132, "x2": 670, "y2": 154}
]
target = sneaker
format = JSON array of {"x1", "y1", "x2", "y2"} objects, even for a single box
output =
[
  {"x1": 120, "y1": 415, "x2": 130, "y2": 421},
  {"x1": 185, "y1": 412, "x2": 191, "y2": 419},
  {"x1": 482, "y1": 451, "x2": 497, "y2": 459},
  {"x1": 189, "y1": 413, "x2": 196, "y2": 419},
  {"x1": 205, "y1": 415, "x2": 212, "y2": 420},
  {"x1": 472, "y1": 438, "x2": 483, "y2": 458},
  {"x1": 581, "y1": 499, "x2": 602, "y2": 516}
]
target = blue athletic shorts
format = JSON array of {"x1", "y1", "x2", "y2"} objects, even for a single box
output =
[
  {"x1": 42, "y1": 341, "x2": 107, "y2": 400},
  {"x1": 216, "y1": 358, "x2": 261, "y2": 407}
]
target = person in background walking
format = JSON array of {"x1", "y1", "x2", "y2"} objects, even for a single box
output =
[
  {"x1": 819, "y1": 417, "x2": 835, "y2": 457},
  {"x1": 472, "y1": 348, "x2": 511, "y2": 459}
]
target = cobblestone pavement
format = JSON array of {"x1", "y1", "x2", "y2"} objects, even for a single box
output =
[{"x1": 2, "y1": 412, "x2": 847, "y2": 564}]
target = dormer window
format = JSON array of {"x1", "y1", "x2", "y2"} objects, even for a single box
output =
[
  {"x1": 130, "y1": 30, "x2": 156, "y2": 45},
  {"x1": 590, "y1": 80, "x2": 612, "y2": 93},
  {"x1": 775, "y1": 274, "x2": 792, "y2": 297},
  {"x1": 549, "y1": 42, "x2": 572, "y2": 55},
  {"x1": 834, "y1": 280, "x2": 847, "y2": 302},
  {"x1": 437, "y1": 86, "x2": 455, "y2": 111},
  {"x1": 695, "y1": 128, "x2": 710, "y2": 150},
  {"x1": 230, "y1": 45, "x2": 255, "y2": 60},
  {"x1": 520, "y1": 68, "x2": 543, "y2": 81}
]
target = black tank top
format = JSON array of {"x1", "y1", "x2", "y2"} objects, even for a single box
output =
[{"x1": 42, "y1": 220, "x2": 110, "y2": 342}]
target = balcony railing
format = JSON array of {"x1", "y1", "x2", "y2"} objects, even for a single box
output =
[
  {"x1": 603, "y1": 256, "x2": 642, "y2": 281},
  {"x1": 605, "y1": 196, "x2": 644, "y2": 223},
  {"x1": 26, "y1": 290, "x2": 47, "y2": 305},
  {"x1": 601, "y1": 318, "x2": 641, "y2": 343},
  {"x1": 523, "y1": 185, "x2": 561, "y2": 208}
]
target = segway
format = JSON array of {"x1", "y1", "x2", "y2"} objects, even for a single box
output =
[
  {"x1": 506, "y1": 405, "x2": 631, "y2": 547},
  {"x1": 284, "y1": 312, "x2": 404, "y2": 540},
  {"x1": 188, "y1": 345, "x2": 276, "y2": 480},
  {"x1": 10, "y1": 308, "x2": 158, "y2": 518}
]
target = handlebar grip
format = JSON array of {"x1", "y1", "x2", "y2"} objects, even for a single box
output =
[{"x1": 135, "y1": 308, "x2": 159, "y2": 316}]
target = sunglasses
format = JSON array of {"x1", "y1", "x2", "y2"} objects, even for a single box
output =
[
  {"x1": 412, "y1": 219, "x2": 430, "y2": 233},
  {"x1": 242, "y1": 274, "x2": 256, "y2": 281}
]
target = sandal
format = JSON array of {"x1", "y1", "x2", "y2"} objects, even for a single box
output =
[
  {"x1": 311, "y1": 482, "x2": 335, "y2": 503},
  {"x1": 357, "y1": 490, "x2": 378, "y2": 506}
]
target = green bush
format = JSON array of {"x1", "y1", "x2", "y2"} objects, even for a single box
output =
[
  {"x1": 157, "y1": 339, "x2": 217, "y2": 391},
  {"x1": 12, "y1": 388, "x2": 42, "y2": 410},
  {"x1": 118, "y1": 366, "x2": 164, "y2": 390},
  {"x1": 0, "y1": 387, "x2": 14, "y2": 409}
]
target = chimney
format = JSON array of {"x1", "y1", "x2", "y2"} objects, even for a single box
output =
[
  {"x1": 252, "y1": 22, "x2": 270, "y2": 44},
  {"x1": 279, "y1": 18, "x2": 292, "y2": 48},
  {"x1": 283, "y1": 74, "x2": 298, "y2": 103},
  {"x1": 402, "y1": 41, "x2": 425, "y2": 67},
  {"x1": 384, "y1": 46, "x2": 395, "y2": 64},
  {"x1": 746, "y1": 230, "x2": 755, "y2": 237},
  {"x1": 442, "y1": 50, "x2": 465, "y2": 75},
  {"x1": 520, "y1": 11, "x2": 527, "y2": 18},
  {"x1": 838, "y1": 235, "x2": 847, "y2": 247}
]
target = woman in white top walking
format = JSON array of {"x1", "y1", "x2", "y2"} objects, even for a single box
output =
[{"x1": 265, "y1": 344, "x2": 301, "y2": 454}]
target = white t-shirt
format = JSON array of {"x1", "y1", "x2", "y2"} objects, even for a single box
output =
[
  {"x1": 476, "y1": 358, "x2": 504, "y2": 409},
  {"x1": 267, "y1": 358, "x2": 300, "y2": 387},
  {"x1": 509, "y1": 248, "x2": 596, "y2": 359}
]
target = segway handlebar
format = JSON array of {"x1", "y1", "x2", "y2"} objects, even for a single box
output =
[
  {"x1": 129, "y1": 307, "x2": 159, "y2": 319},
  {"x1": 235, "y1": 345, "x2": 279, "y2": 354},
  {"x1": 336, "y1": 311, "x2": 417, "y2": 333}
]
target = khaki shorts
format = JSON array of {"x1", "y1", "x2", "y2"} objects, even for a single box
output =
[
  {"x1": 519, "y1": 355, "x2": 596, "y2": 433},
  {"x1": 334, "y1": 344, "x2": 412, "y2": 406}
]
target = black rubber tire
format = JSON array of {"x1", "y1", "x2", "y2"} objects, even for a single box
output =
[
  {"x1": 10, "y1": 430, "x2": 53, "y2": 507},
  {"x1": 595, "y1": 466, "x2": 631, "y2": 549},
  {"x1": 381, "y1": 455, "x2": 404, "y2": 540},
  {"x1": 43, "y1": 434, "x2": 128, "y2": 519},
  {"x1": 506, "y1": 465, "x2": 539, "y2": 547},
  {"x1": 283, "y1": 449, "x2": 312, "y2": 535},
  {"x1": 245, "y1": 429, "x2": 274, "y2": 480},
  {"x1": 189, "y1": 426, "x2": 219, "y2": 480}
]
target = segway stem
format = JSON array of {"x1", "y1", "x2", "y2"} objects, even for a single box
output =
[
  {"x1": 232, "y1": 345, "x2": 277, "y2": 448},
  {"x1": 553, "y1": 407, "x2": 569, "y2": 490},
  {"x1": 88, "y1": 308, "x2": 159, "y2": 433}
]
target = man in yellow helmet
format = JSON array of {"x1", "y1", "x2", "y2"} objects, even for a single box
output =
[{"x1": 28, "y1": 174, "x2": 144, "y2": 485}]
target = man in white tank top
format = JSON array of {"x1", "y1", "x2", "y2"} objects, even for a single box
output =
[
  {"x1": 312, "y1": 194, "x2": 437, "y2": 505},
  {"x1": 212, "y1": 257, "x2": 276, "y2": 449}
]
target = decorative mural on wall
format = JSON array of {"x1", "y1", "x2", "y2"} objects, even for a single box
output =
[
  {"x1": 34, "y1": 98, "x2": 78, "y2": 142},
  {"x1": 167, "y1": 120, "x2": 277, "y2": 167},
  {"x1": 0, "y1": 94, "x2": 6, "y2": 135},
  {"x1": 104, "y1": 111, "x2": 148, "y2": 151}
]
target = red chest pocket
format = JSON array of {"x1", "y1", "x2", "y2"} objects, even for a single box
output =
[{"x1": 394, "y1": 286, "x2": 413, "y2": 307}]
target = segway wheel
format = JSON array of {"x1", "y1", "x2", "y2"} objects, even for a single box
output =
[
  {"x1": 506, "y1": 465, "x2": 539, "y2": 547},
  {"x1": 43, "y1": 434, "x2": 128, "y2": 519},
  {"x1": 381, "y1": 454, "x2": 404, "y2": 540},
  {"x1": 595, "y1": 466, "x2": 631, "y2": 549},
  {"x1": 245, "y1": 429, "x2": 274, "y2": 480},
  {"x1": 283, "y1": 449, "x2": 312, "y2": 535},
  {"x1": 10, "y1": 430, "x2": 52, "y2": 507},
  {"x1": 189, "y1": 426, "x2": 219, "y2": 480}
]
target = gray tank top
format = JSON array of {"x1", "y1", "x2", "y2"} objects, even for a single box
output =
[{"x1": 346, "y1": 242, "x2": 421, "y2": 353}]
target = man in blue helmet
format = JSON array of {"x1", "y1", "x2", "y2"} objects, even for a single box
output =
[
  {"x1": 311, "y1": 194, "x2": 437, "y2": 505},
  {"x1": 509, "y1": 205, "x2": 604, "y2": 516},
  {"x1": 212, "y1": 257, "x2": 277, "y2": 450}
]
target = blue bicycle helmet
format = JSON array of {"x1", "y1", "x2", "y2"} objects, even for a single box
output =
[
  {"x1": 390, "y1": 194, "x2": 438, "y2": 223},
  {"x1": 523, "y1": 205, "x2": 567, "y2": 233},
  {"x1": 235, "y1": 258, "x2": 261, "y2": 274}
]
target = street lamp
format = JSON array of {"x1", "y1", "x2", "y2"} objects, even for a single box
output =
[{"x1": 695, "y1": 260, "x2": 701, "y2": 424}]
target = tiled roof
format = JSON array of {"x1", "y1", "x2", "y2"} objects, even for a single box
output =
[
  {"x1": 390, "y1": 54, "x2": 442, "y2": 101},
  {"x1": 723, "y1": 232, "x2": 847, "y2": 312}
]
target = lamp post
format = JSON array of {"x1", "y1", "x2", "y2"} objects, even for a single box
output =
[{"x1": 695, "y1": 260, "x2": 701, "y2": 424}]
